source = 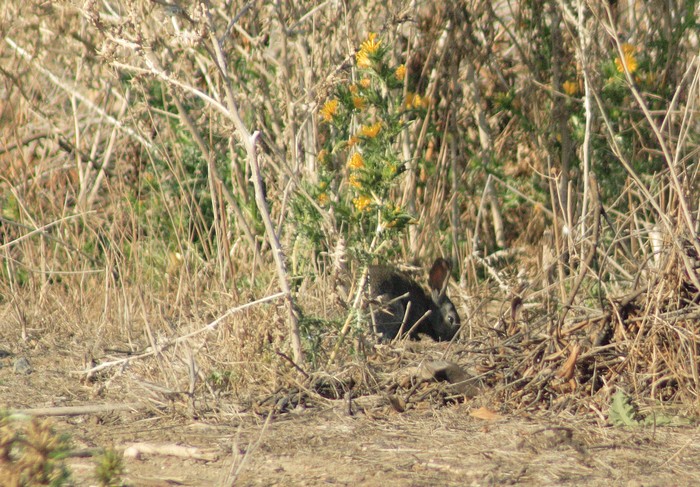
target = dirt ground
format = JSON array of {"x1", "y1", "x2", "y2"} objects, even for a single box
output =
[{"x1": 3, "y1": 345, "x2": 700, "y2": 486}]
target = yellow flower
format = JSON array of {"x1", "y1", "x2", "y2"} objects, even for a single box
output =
[
  {"x1": 356, "y1": 50, "x2": 371, "y2": 69},
  {"x1": 320, "y1": 99, "x2": 339, "y2": 122},
  {"x1": 405, "y1": 92, "x2": 428, "y2": 109},
  {"x1": 562, "y1": 80, "x2": 578, "y2": 96},
  {"x1": 317, "y1": 149, "x2": 328, "y2": 165},
  {"x1": 356, "y1": 33, "x2": 381, "y2": 68},
  {"x1": 359, "y1": 78, "x2": 371, "y2": 89},
  {"x1": 361, "y1": 121, "x2": 382, "y2": 138},
  {"x1": 349, "y1": 174, "x2": 362, "y2": 189},
  {"x1": 347, "y1": 136, "x2": 360, "y2": 147},
  {"x1": 615, "y1": 43, "x2": 638, "y2": 74},
  {"x1": 352, "y1": 96, "x2": 366, "y2": 110},
  {"x1": 317, "y1": 192, "x2": 329, "y2": 206},
  {"x1": 353, "y1": 194, "x2": 372, "y2": 212},
  {"x1": 348, "y1": 152, "x2": 365, "y2": 169},
  {"x1": 395, "y1": 64, "x2": 406, "y2": 81},
  {"x1": 349, "y1": 84, "x2": 358, "y2": 94},
  {"x1": 361, "y1": 33, "x2": 381, "y2": 55}
]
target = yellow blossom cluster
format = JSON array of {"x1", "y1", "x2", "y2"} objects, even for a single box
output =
[
  {"x1": 352, "y1": 96, "x2": 366, "y2": 110},
  {"x1": 347, "y1": 151, "x2": 370, "y2": 208},
  {"x1": 352, "y1": 194, "x2": 372, "y2": 212},
  {"x1": 348, "y1": 153, "x2": 364, "y2": 189},
  {"x1": 356, "y1": 33, "x2": 381, "y2": 69},
  {"x1": 361, "y1": 121, "x2": 382, "y2": 138},
  {"x1": 320, "y1": 99, "x2": 338, "y2": 122},
  {"x1": 615, "y1": 43, "x2": 638, "y2": 74},
  {"x1": 562, "y1": 80, "x2": 579, "y2": 96},
  {"x1": 356, "y1": 52, "x2": 371, "y2": 70},
  {"x1": 347, "y1": 84, "x2": 366, "y2": 110},
  {"x1": 348, "y1": 152, "x2": 365, "y2": 170},
  {"x1": 404, "y1": 92, "x2": 429, "y2": 109},
  {"x1": 317, "y1": 180, "x2": 330, "y2": 206},
  {"x1": 317, "y1": 192, "x2": 329, "y2": 206},
  {"x1": 349, "y1": 174, "x2": 362, "y2": 189}
]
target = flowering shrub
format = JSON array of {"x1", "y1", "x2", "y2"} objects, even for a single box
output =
[{"x1": 292, "y1": 33, "x2": 430, "y2": 262}]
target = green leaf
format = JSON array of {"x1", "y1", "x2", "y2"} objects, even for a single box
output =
[
  {"x1": 609, "y1": 390, "x2": 641, "y2": 426},
  {"x1": 609, "y1": 390, "x2": 694, "y2": 427},
  {"x1": 642, "y1": 412, "x2": 693, "y2": 427}
]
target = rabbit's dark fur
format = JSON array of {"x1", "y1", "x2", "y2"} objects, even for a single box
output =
[{"x1": 368, "y1": 258, "x2": 460, "y2": 341}]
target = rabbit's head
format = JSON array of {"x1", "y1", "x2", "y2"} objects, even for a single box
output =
[{"x1": 426, "y1": 258, "x2": 461, "y2": 341}]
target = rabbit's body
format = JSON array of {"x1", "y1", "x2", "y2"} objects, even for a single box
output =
[{"x1": 368, "y1": 258, "x2": 461, "y2": 341}]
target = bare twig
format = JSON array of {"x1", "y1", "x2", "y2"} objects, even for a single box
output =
[
  {"x1": 4, "y1": 37, "x2": 154, "y2": 151},
  {"x1": 78, "y1": 292, "x2": 286, "y2": 375}
]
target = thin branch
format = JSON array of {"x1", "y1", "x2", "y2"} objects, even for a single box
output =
[
  {"x1": 4, "y1": 37, "x2": 153, "y2": 151},
  {"x1": 77, "y1": 292, "x2": 286, "y2": 375}
]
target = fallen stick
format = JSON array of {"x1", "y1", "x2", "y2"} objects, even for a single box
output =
[
  {"x1": 11, "y1": 403, "x2": 144, "y2": 417},
  {"x1": 123, "y1": 442, "x2": 219, "y2": 462}
]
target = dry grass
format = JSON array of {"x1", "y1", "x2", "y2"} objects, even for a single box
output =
[{"x1": 0, "y1": 0, "x2": 699, "y2": 454}]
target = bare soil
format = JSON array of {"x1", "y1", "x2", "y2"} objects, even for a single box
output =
[{"x1": 2, "y1": 343, "x2": 700, "y2": 486}]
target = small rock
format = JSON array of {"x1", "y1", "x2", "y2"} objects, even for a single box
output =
[
  {"x1": 13, "y1": 357, "x2": 32, "y2": 374},
  {"x1": 123, "y1": 446, "x2": 142, "y2": 460},
  {"x1": 420, "y1": 360, "x2": 480, "y2": 397}
]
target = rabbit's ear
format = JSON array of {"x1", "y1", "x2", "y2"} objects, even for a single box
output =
[{"x1": 428, "y1": 258, "x2": 451, "y2": 298}]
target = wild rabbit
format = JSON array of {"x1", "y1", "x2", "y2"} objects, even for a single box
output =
[{"x1": 368, "y1": 258, "x2": 461, "y2": 341}]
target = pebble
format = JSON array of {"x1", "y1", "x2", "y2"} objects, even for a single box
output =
[{"x1": 13, "y1": 357, "x2": 32, "y2": 374}]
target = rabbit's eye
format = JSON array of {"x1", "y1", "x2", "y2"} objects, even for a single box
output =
[{"x1": 447, "y1": 315, "x2": 455, "y2": 325}]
